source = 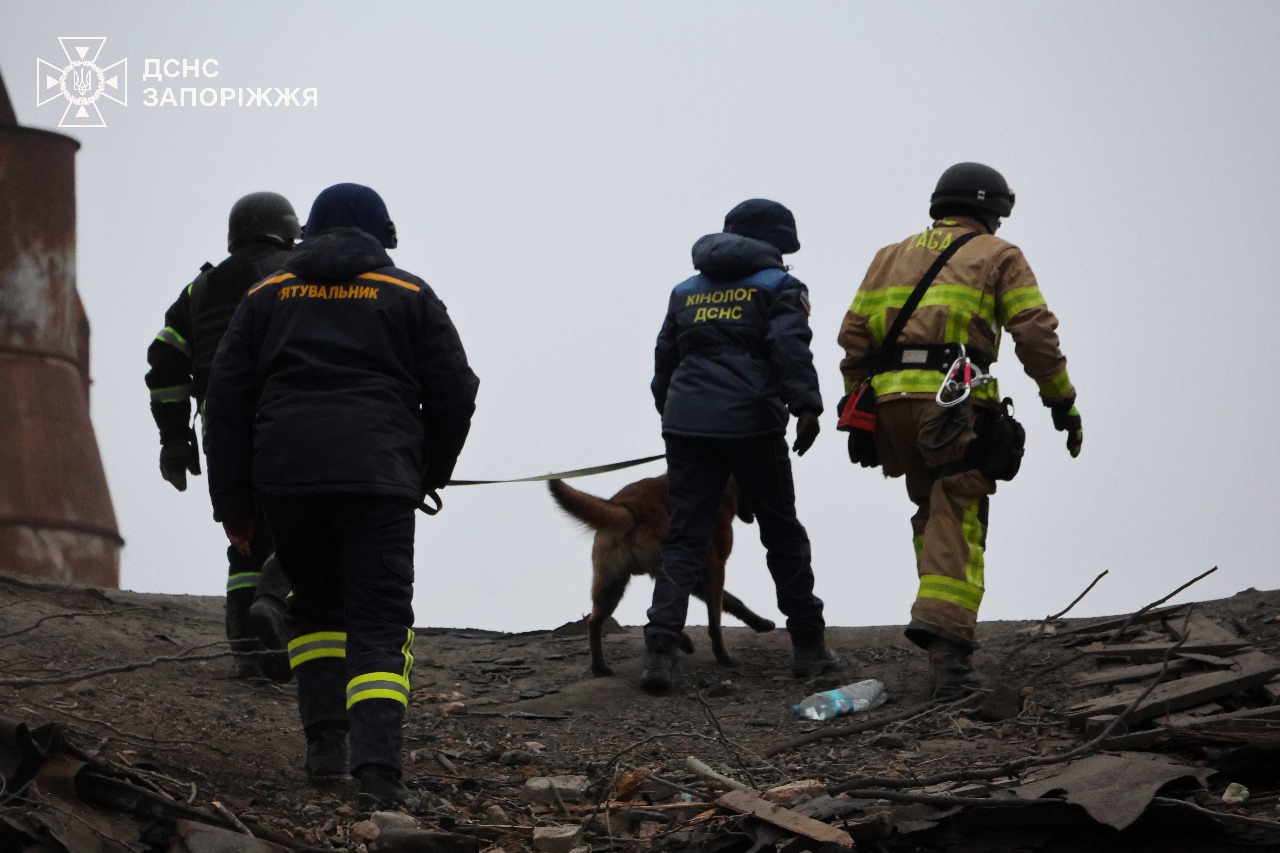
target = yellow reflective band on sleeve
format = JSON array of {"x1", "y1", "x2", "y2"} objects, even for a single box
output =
[
  {"x1": 357, "y1": 272, "x2": 420, "y2": 292},
  {"x1": 287, "y1": 631, "x2": 347, "y2": 668},
  {"x1": 912, "y1": 535, "x2": 924, "y2": 562},
  {"x1": 150, "y1": 384, "x2": 192, "y2": 403},
  {"x1": 155, "y1": 326, "x2": 191, "y2": 357},
  {"x1": 1037, "y1": 369, "x2": 1073, "y2": 400},
  {"x1": 917, "y1": 574, "x2": 984, "y2": 613},
  {"x1": 872, "y1": 370, "x2": 999, "y2": 400},
  {"x1": 247, "y1": 272, "x2": 295, "y2": 296},
  {"x1": 226, "y1": 571, "x2": 261, "y2": 593},
  {"x1": 962, "y1": 500, "x2": 986, "y2": 590},
  {"x1": 346, "y1": 671, "x2": 411, "y2": 709},
  {"x1": 999, "y1": 285, "x2": 1047, "y2": 323}
]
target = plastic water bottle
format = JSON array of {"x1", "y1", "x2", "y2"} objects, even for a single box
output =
[{"x1": 791, "y1": 679, "x2": 887, "y2": 721}]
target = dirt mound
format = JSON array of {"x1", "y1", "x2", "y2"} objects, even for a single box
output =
[{"x1": 2, "y1": 571, "x2": 1279, "y2": 851}]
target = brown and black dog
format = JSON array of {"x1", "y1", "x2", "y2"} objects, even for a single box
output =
[{"x1": 548, "y1": 474, "x2": 776, "y2": 676}]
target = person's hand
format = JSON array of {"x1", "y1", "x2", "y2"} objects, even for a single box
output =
[
  {"x1": 223, "y1": 518, "x2": 255, "y2": 557},
  {"x1": 159, "y1": 437, "x2": 200, "y2": 491},
  {"x1": 792, "y1": 411, "x2": 820, "y2": 456},
  {"x1": 1051, "y1": 399, "x2": 1083, "y2": 458}
]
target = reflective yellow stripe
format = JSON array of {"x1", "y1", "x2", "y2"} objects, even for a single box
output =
[
  {"x1": 872, "y1": 370, "x2": 1000, "y2": 400},
  {"x1": 247, "y1": 272, "x2": 295, "y2": 296},
  {"x1": 358, "y1": 271, "x2": 420, "y2": 292},
  {"x1": 1037, "y1": 369, "x2": 1073, "y2": 400},
  {"x1": 912, "y1": 535, "x2": 924, "y2": 563},
  {"x1": 945, "y1": 306, "x2": 971, "y2": 345},
  {"x1": 346, "y1": 671, "x2": 411, "y2": 709},
  {"x1": 918, "y1": 574, "x2": 984, "y2": 613},
  {"x1": 226, "y1": 571, "x2": 261, "y2": 593},
  {"x1": 155, "y1": 326, "x2": 191, "y2": 356},
  {"x1": 999, "y1": 285, "x2": 1047, "y2": 322},
  {"x1": 400, "y1": 628, "x2": 415, "y2": 681},
  {"x1": 288, "y1": 631, "x2": 347, "y2": 668},
  {"x1": 150, "y1": 384, "x2": 191, "y2": 403},
  {"x1": 962, "y1": 500, "x2": 986, "y2": 590}
]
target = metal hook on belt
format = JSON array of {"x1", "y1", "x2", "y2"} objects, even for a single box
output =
[{"x1": 936, "y1": 344, "x2": 993, "y2": 408}]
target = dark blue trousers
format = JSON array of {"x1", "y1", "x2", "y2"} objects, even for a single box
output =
[
  {"x1": 259, "y1": 493, "x2": 416, "y2": 773},
  {"x1": 646, "y1": 434, "x2": 825, "y2": 645}
]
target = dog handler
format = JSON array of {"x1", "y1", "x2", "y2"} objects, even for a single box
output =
[
  {"x1": 837, "y1": 163, "x2": 1082, "y2": 698},
  {"x1": 644, "y1": 199, "x2": 837, "y2": 693},
  {"x1": 204, "y1": 183, "x2": 478, "y2": 805}
]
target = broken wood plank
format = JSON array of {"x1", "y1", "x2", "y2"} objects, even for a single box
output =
[
  {"x1": 1099, "y1": 704, "x2": 1280, "y2": 750},
  {"x1": 1056, "y1": 604, "x2": 1191, "y2": 636},
  {"x1": 1177, "y1": 613, "x2": 1243, "y2": 645},
  {"x1": 1074, "y1": 659, "x2": 1194, "y2": 687},
  {"x1": 1076, "y1": 640, "x2": 1249, "y2": 661},
  {"x1": 716, "y1": 788, "x2": 854, "y2": 849},
  {"x1": 1067, "y1": 650, "x2": 1280, "y2": 728}
]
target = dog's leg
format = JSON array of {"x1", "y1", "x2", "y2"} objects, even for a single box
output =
[
  {"x1": 589, "y1": 575, "x2": 629, "y2": 677},
  {"x1": 722, "y1": 590, "x2": 777, "y2": 633}
]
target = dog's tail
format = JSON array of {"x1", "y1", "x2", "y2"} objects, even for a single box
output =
[{"x1": 548, "y1": 479, "x2": 634, "y2": 532}]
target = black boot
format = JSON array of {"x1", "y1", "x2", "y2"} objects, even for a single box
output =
[
  {"x1": 792, "y1": 639, "x2": 840, "y2": 679},
  {"x1": 246, "y1": 594, "x2": 293, "y2": 683},
  {"x1": 354, "y1": 763, "x2": 409, "y2": 808},
  {"x1": 225, "y1": 587, "x2": 261, "y2": 679},
  {"x1": 927, "y1": 639, "x2": 988, "y2": 700},
  {"x1": 304, "y1": 721, "x2": 348, "y2": 779},
  {"x1": 640, "y1": 634, "x2": 679, "y2": 694}
]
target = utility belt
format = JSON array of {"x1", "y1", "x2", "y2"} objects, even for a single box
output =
[{"x1": 876, "y1": 343, "x2": 992, "y2": 375}]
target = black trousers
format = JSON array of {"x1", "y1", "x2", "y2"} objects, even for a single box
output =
[
  {"x1": 259, "y1": 492, "x2": 417, "y2": 773},
  {"x1": 646, "y1": 434, "x2": 825, "y2": 644}
]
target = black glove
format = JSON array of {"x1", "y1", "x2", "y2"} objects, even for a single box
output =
[
  {"x1": 847, "y1": 430, "x2": 879, "y2": 468},
  {"x1": 159, "y1": 430, "x2": 201, "y2": 492},
  {"x1": 1050, "y1": 398, "x2": 1083, "y2": 458},
  {"x1": 792, "y1": 411, "x2": 820, "y2": 456}
]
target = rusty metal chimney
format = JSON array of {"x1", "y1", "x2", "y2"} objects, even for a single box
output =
[{"x1": 0, "y1": 67, "x2": 122, "y2": 586}]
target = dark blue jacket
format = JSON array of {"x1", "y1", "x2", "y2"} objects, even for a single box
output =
[
  {"x1": 204, "y1": 227, "x2": 479, "y2": 522},
  {"x1": 652, "y1": 233, "x2": 822, "y2": 438}
]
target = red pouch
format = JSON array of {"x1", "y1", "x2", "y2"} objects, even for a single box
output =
[{"x1": 837, "y1": 382, "x2": 877, "y2": 433}]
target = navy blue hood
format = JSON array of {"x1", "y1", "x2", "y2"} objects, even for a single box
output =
[
  {"x1": 284, "y1": 227, "x2": 393, "y2": 281},
  {"x1": 692, "y1": 233, "x2": 786, "y2": 280},
  {"x1": 303, "y1": 182, "x2": 398, "y2": 249}
]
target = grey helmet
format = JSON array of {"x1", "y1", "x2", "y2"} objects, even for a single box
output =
[
  {"x1": 929, "y1": 163, "x2": 1015, "y2": 221},
  {"x1": 227, "y1": 192, "x2": 301, "y2": 252}
]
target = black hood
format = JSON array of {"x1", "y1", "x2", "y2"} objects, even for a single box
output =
[
  {"x1": 283, "y1": 227, "x2": 393, "y2": 281},
  {"x1": 691, "y1": 233, "x2": 786, "y2": 280}
]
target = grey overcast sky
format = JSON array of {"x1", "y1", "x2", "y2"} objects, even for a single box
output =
[{"x1": 3, "y1": 2, "x2": 1277, "y2": 634}]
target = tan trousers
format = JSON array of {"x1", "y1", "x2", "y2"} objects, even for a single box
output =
[{"x1": 875, "y1": 398, "x2": 995, "y2": 650}]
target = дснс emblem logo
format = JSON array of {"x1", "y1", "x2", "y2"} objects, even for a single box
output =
[{"x1": 36, "y1": 37, "x2": 127, "y2": 128}]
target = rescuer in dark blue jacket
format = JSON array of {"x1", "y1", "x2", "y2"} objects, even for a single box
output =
[
  {"x1": 204, "y1": 183, "x2": 479, "y2": 807},
  {"x1": 643, "y1": 199, "x2": 837, "y2": 693}
]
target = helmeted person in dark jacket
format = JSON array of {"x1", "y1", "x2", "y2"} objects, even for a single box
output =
[
  {"x1": 643, "y1": 199, "x2": 836, "y2": 693},
  {"x1": 144, "y1": 192, "x2": 298, "y2": 681},
  {"x1": 204, "y1": 183, "x2": 479, "y2": 806}
]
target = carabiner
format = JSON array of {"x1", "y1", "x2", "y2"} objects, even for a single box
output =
[{"x1": 936, "y1": 344, "x2": 993, "y2": 408}]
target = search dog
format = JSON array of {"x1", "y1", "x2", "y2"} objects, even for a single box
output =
[{"x1": 548, "y1": 474, "x2": 776, "y2": 676}]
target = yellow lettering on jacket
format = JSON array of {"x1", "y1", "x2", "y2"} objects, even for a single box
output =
[
  {"x1": 911, "y1": 229, "x2": 954, "y2": 252},
  {"x1": 278, "y1": 283, "x2": 380, "y2": 301}
]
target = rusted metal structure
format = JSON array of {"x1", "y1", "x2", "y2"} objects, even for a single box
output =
[{"x1": 0, "y1": 69, "x2": 122, "y2": 586}]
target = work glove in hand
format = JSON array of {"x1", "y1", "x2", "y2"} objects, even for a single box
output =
[
  {"x1": 159, "y1": 433, "x2": 201, "y2": 492},
  {"x1": 1050, "y1": 399, "x2": 1083, "y2": 458},
  {"x1": 792, "y1": 411, "x2": 820, "y2": 456}
]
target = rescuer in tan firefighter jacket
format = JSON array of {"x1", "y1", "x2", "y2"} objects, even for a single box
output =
[
  {"x1": 836, "y1": 163, "x2": 1083, "y2": 698},
  {"x1": 144, "y1": 192, "x2": 299, "y2": 682}
]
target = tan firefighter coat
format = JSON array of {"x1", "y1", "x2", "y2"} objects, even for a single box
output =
[{"x1": 837, "y1": 216, "x2": 1074, "y2": 406}]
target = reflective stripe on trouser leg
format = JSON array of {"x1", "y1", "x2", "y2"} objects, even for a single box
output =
[
  {"x1": 289, "y1": 632, "x2": 348, "y2": 731},
  {"x1": 911, "y1": 488, "x2": 988, "y2": 645},
  {"x1": 346, "y1": 628, "x2": 414, "y2": 709},
  {"x1": 227, "y1": 571, "x2": 261, "y2": 593},
  {"x1": 347, "y1": 628, "x2": 414, "y2": 773}
]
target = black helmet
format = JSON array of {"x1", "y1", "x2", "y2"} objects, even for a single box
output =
[
  {"x1": 723, "y1": 198, "x2": 800, "y2": 254},
  {"x1": 929, "y1": 163, "x2": 1015, "y2": 221},
  {"x1": 227, "y1": 192, "x2": 301, "y2": 252}
]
